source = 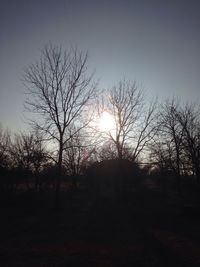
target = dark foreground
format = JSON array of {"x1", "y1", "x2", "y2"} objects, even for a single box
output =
[{"x1": 1, "y1": 179, "x2": 200, "y2": 266}]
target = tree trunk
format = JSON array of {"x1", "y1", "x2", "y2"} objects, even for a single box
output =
[
  {"x1": 55, "y1": 139, "x2": 63, "y2": 210},
  {"x1": 117, "y1": 141, "x2": 123, "y2": 160}
]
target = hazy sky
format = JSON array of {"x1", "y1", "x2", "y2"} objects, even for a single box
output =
[{"x1": 1, "y1": 0, "x2": 200, "y2": 132}]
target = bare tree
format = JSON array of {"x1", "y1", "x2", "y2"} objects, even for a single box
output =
[
  {"x1": 149, "y1": 140, "x2": 170, "y2": 172},
  {"x1": 23, "y1": 44, "x2": 96, "y2": 208},
  {"x1": 0, "y1": 125, "x2": 11, "y2": 168},
  {"x1": 152, "y1": 99, "x2": 185, "y2": 193},
  {"x1": 0, "y1": 125, "x2": 11, "y2": 192},
  {"x1": 177, "y1": 103, "x2": 200, "y2": 183},
  {"x1": 10, "y1": 131, "x2": 47, "y2": 190},
  {"x1": 100, "y1": 80, "x2": 157, "y2": 161}
]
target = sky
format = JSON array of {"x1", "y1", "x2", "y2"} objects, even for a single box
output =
[{"x1": 1, "y1": 0, "x2": 200, "y2": 132}]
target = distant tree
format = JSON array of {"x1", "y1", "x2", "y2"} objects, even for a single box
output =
[
  {"x1": 150, "y1": 98, "x2": 185, "y2": 194},
  {"x1": 100, "y1": 80, "x2": 157, "y2": 161},
  {"x1": 86, "y1": 158, "x2": 141, "y2": 201},
  {"x1": 10, "y1": 131, "x2": 47, "y2": 190},
  {"x1": 0, "y1": 125, "x2": 11, "y2": 169},
  {"x1": 149, "y1": 140, "x2": 171, "y2": 173},
  {"x1": 177, "y1": 103, "x2": 200, "y2": 183},
  {"x1": 98, "y1": 141, "x2": 118, "y2": 161},
  {"x1": 0, "y1": 125, "x2": 11, "y2": 191},
  {"x1": 24, "y1": 45, "x2": 96, "y2": 208}
]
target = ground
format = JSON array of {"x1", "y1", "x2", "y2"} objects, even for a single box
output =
[{"x1": 1, "y1": 178, "x2": 200, "y2": 266}]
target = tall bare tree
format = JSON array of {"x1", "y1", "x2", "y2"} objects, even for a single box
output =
[
  {"x1": 100, "y1": 80, "x2": 157, "y2": 161},
  {"x1": 23, "y1": 44, "x2": 96, "y2": 208}
]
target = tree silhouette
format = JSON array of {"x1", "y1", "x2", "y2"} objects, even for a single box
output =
[
  {"x1": 177, "y1": 103, "x2": 200, "y2": 183},
  {"x1": 24, "y1": 44, "x2": 96, "y2": 208},
  {"x1": 0, "y1": 125, "x2": 11, "y2": 169},
  {"x1": 150, "y1": 98, "x2": 187, "y2": 193},
  {"x1": 100, "y1": 80, "x2": 157, "y2": 161},
  {"x1": 9, "y1": 131, "x2": 47, "y2": 190}
]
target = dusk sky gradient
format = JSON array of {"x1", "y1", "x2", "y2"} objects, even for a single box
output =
[{"x1": 1, "y1": 0, "x2": 200, "y2": 132}]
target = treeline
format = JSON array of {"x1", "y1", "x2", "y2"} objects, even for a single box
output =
[
  {"x1": 1, "y1": 98, "x2": 200, "y2": 193},
  {"x1": 0, "y1": 44, "x2": 200, "y2": 203},
  {"x1": 149, "y1": 99, "x2": 200, "y2": 194},
  {"x1": 0, "y1": 127, "x2": 94, "y2": 193}
]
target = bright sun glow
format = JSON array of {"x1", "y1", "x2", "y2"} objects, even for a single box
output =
[{"x1": 98, "y1": 111, "x2": 116, "y2": 132}]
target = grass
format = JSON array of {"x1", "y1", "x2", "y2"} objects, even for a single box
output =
[{"x1": 1, "y1": 177, "x2": 200, "y2": 266}]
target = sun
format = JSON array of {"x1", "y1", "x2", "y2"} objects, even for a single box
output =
[{"x1": 98, "y1": 111, "x2": 116, "y2": 132}]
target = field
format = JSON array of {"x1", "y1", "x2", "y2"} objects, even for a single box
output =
[{"x1": 1, "y1": 177, "x2": 200, "y2": 266}]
